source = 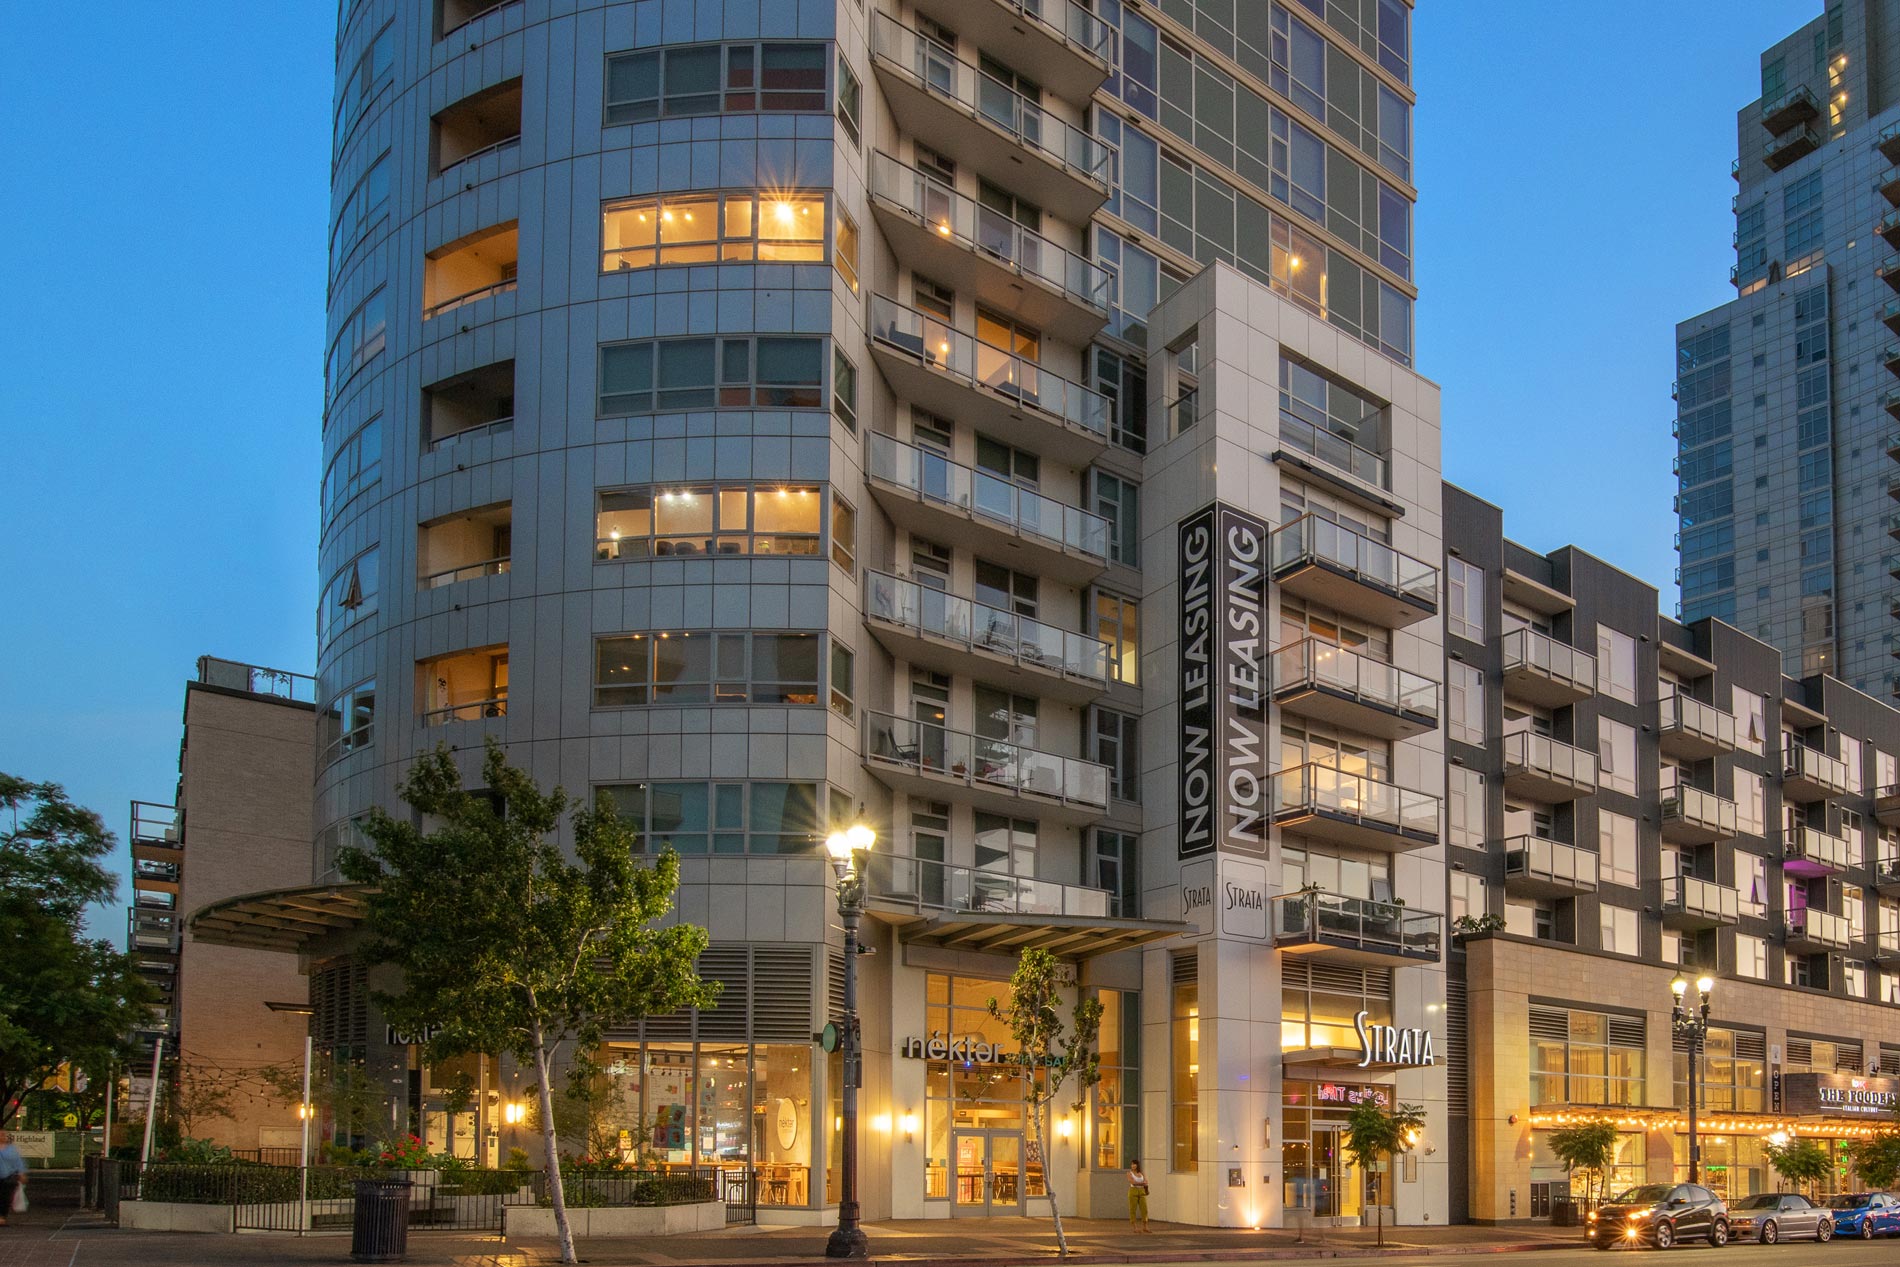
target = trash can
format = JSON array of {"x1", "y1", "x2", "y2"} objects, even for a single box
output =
[
  {"x1": 1552, "y1": 1198, "x2": 1579, "y2": 1227},
  {"x1": 351, "y1": 1178, "x2": 412, "y2": 1263}
]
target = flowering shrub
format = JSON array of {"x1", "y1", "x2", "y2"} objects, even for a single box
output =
[{"x1": 377, "y1": 1134, "x2": 443, "y2": 1169}]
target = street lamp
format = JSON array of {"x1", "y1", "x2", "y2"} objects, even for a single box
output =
[
  {"x1": 1670, "y1": 973, "x2": 1715, "y2": 1183},
  {"x1": 825, "y1": 822, "x2": 875, "y2": 1260}
]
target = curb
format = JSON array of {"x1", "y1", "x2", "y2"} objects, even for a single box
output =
[{"x1": 543, "y1": 1240, "x2": 1581, "y2": 1266}]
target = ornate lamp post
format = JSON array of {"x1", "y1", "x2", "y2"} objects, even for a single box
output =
[
  {"x1": 825, "y1": 823, "x2": 875, "y2": 1260},
  {"x1": 1670, "y1": 973, "x2": 1714, "y2": 1183}
]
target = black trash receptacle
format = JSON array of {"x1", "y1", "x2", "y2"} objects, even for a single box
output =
[
  {"x1": 1552, "y1": 1198, "x2": 1579, "y2": 1227},
  {"x1": 351, "y1": 1178, "x2": 412, "y2": 1263}
]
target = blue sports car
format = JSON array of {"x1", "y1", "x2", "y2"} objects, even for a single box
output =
[{"x1": 1826, "y1": 1192, "x2": 1900, "y2": 1238}]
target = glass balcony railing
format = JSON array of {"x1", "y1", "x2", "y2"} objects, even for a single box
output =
[
  {"x1": 1763, "y1": 126, "x2": 1820, "y2": 168},
  {"x1": 1781, "y1": 826, "x2": 1854, "y2": 872},
  {"x1": 1786, "y1": 907, "x2": 1852, "y2": 948},
  {"x1": 1502, "y1": 731, "x2": 1599, "y2": 788},
  {"x1": 864, "y1": 569, "x2": 1110, "y2": 684},
  {"x1": 1504, "y1": 836, "x2": 1600, "y2": 891},
  {"x1": 867, "y1": 295, "x2": 1108, "y2": 436},
  {"x1": 1663, "y1": 875, "x2": 1739, "y2": 923},
  {"x1": 1877, "y1": 855, "x2": 1900, "y2": 887},
  {"x1": 421, "y1": 556, "x2": 512, "y2": 589},
  {"x1": 871, "y1": 16, "x2": 1110, "y2": 189},
  {"x1": 1273, "y1": 763, "x2": 1439, "y2": 839},
  {"x1": 859, "y1": 852, "x2": 1111, "y2": 919},
  {"x1": 867, "y1": 431, "x2": 1110, "y2": 561},
  {"x1": 1272, "y1": 890, "x2": 1441, "y2": 960},
  {"x1": 1781, "y1": 739, "x2": 1850, "y2": 795},
  {"x1": 420, "y1": 695, "x2": 508, "y2": 726},
  {"x1": 1270, "y1": 514, "x2": 1438, "y2": 608},
  {"x1": 868, "y1": 152, "x2": 1110, "y2": 313},
  {"x1": 1501, "y1": 628, "x2": 1596, "y2": 693},
  {"x1": 1277, "y1": 411, "x2": 1388, "y2": 487},
  {"x1": 1660, "y1": 691, "x2": 1737, "y2": 748},
  {"x1": 1661, "y1": 784, "x2": 1737, "y2": 837},
  {"x1": 865, "y1": 711, "x2": 1108, "y2": 809},
  {"x1": 997, "y1": 0, "x2": 1112, "y2": 62},
  {"x1": 1271, "y1": 639, "x2": 1438, "y2": 722},
  {"x1": 1759, "y1": 85, "x2": 1819, "y2": 129}
]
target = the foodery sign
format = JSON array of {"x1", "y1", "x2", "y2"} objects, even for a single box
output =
[{"x1": 1178, "y1": 502, "x2": 1270, "y2": 860}]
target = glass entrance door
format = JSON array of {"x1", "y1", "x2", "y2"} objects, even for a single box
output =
[
  {"x1": 952, "y1": 1130, "x2": 1027, "y2": 1216},
  {"x1": 1309, "y1": 1125, "x2": 1364, "y2": 1221}
]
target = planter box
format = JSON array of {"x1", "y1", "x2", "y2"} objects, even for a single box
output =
[
  {"x1": 503, "y1": 1201, "x2": 727, "y2": 1238},
  {"x1": 118, "y1": 1200, "x2": 237, "y2": 1233}
]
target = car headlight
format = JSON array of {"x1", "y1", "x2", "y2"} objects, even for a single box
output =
[{"x1": 1628, "y1": 1210, "x2": 1648, "y2": 1222}]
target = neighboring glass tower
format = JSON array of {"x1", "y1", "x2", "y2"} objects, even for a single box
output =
[{"x1": 1674, "y1": 0, "x2": 1900, "y2": 694}]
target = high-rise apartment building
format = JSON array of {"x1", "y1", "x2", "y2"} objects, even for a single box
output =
[{"x1": 1674, "y1": 1, "x2": 1900, "y2": 695}]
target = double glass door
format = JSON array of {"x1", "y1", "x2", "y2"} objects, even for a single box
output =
[{"x1": 953, "y1": 1130, "x2": 1040, "y2": 1216}]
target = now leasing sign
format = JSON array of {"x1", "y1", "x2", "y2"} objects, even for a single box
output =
[{"x1": 1178, "y1": 503, "x2": 1270, "y2": 860}]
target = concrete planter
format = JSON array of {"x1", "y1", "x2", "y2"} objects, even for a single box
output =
[
  {"x1": 502, "y1": 1200, "x2": 727, "y2": 1238},
  {"x1": 118, "y1": 1200, "x2": 238, "y2": 1233}
]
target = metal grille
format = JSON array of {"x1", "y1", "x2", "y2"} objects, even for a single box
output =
[
  {"x1": 1834, "y1": 1040, "x2": 1865, "y2": 1072},
  {"x1": 751, "y1": 945, "x2": 817, "y2": 1041},
  {"x1": 1445, "y1": 974, "x2": 1469, "y2": 1116},
  {"x1": 1879, "y1": 1045, "x2": 1900, "y2": 1076},
  {"x1": 310, "y1": 960, "x2": 367, "y2": 1048},
  {"x1": 1607, "y1": 1016, "x2": 1645, "y2": 1049},
  {"x1": 1734, "y1": 1030, "x2": 1767, "y2": 1062},
  {"x1": 639, "y1": 944, "x2": 817, "y2": 1042},
  {"x1": 1784, "y1": 1038, "x2": 1813, "y2": 1065},
  {"x1": 1172, "y1": 948, "x2": 1198, "y2": 984},
  {"x1": 1528, "y1": 1006, "x2": 1569, "y2": 1042},
  {"x1": 826, "y1": 948, "x2": 846, "y2": 1022}
]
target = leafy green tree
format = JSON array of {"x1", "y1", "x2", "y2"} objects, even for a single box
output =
[
  {"x1": 1849, "y1": 1133, "x2": 1900, "y2": 1190},
  {"x1": 0, "y1": 775, "x2": 156, "y2": 1128},
  {"x1": 987, "y1": 948, "x2": 1102, "y2": 1257},
  {"x1": 1342, "y1": 1097, "x2": 1426, "y2": 1247},
  {"x1": 1764, "y1": 1136, "x2": 1830, "y2": 1198},
  {"x1": 337, "y1": 742, "x2": 717, "y2": 1265},
  {"x1": 1547, "y1": 1119, "x2": 1618, "y2": 1211}
]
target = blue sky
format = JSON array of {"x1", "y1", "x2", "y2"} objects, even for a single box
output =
[{"x1": 0, "y1": 2, "x2": 1813, "y2": 939}]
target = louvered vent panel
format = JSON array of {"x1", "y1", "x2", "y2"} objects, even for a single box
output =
[
  {"x1": 1528, "y1": 1007, "x2": 1570, "y2": 1042},
  {"x1": 693, "y1": 946, "x2": 752, "y2": 1040},
  {"x1": 1879, "y1": 1045, "x2": 1900, "y2": 1076},
  {"x1": 826, "y1": 949, "x2": 846, "y2": 1022},
  {"x1": 1733, "y1": 1030, "x2": 1767, "y2": 1062},
  {"x1": 1607, "y1": 1016, "x2": 1645, "y2": 1049},
  {"x1": 753, "y1": 946, "x2": 816, "y2": 1040},
  {"x1": 1172, "y1": 950, "x2": 1199, "y2": 984},
  {"x1": 1835, "y1": 1041, "x2": 1865, "y2": 1072},
  {"x1": 1281, "y1": 959, "x2": 1311, "y2": 991},
  {"x1": 1445, "y1": 975, "x2": 1469, "y2": 1116},
  {"x1": 1310, "y1": 963, "x2": 1368, "y2": 995},
  {"x1": 1785, "y1": 1038, "x2": 1813, "y2": 1066}
]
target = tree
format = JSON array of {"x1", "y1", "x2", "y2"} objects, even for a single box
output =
[
  {"x1": 337, "y1": 742, "x2": 717, "y2": 1265},
  {"x1": 1342, "y1": 1097, "x2": 1425, "y2": 1247},
  {"x1": 164, "y1": 1059, "x2": 238, "y2": 1139},
  {"x1": 0, "y1": 775, "x2": 156, "y2": 1128},
  {"x1": 987, "y1": 948, "x2": 1102, "y2": 1257},
  {"x1": 1849, "y1": 1133, "x2": 1900, "y2": 1190},
  {"x1": 1764, "y1": 1135, "x2": 1830, "y2": 1198},
  {"x1": 1547, "y1": 1119, "x2": 1618, "y2": 1211}
]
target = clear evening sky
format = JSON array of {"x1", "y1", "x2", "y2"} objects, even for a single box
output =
[{"x1": 0, "y1": 3, "x2": 1811, "y2": 939}]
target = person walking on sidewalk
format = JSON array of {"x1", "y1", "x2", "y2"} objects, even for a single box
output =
[
  {"x1": 0, "y1": 1131, "x2": 25, "y2": 1227},
  {"x1": 1127, "y1": 1158, "x2": 1150, "y2": 1232}
]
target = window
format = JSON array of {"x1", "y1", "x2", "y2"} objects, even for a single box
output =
[
  {"x1": 326, "y1": 286, "x2": 387, "y2": 396},
  {"x1": 331, "y1": 151, "x2": 391, "y2": 261},
  {"x1": 1733, "y1": 687, "x2": 1766, "y2": 755},
  {"x1": 335, "y1": 23, "x2": 395, "y2": 144},
  {"x1": 598, "y1": 337, "x2": 824, "y2": 415},
  {"x1": 832, "y1": 348, "x2": 857, "y2": 431},
  {"x1": 604, "y1": 42, "x2": 828, "y2": 123},
  {"x1": 593, "y1": 632, "x2": 822, "y2": 706},
  {"x1": 1673, "y1": 1028, "x2": 1765, "y2": 1112},
  {"x1": 600, "y1": 191, "x2": 825, "y2": 270},
  {"x1": 1600, "y1": 906, "x2": 1638, "y2": 956},
  {"x1": 1093, "y1": 471, "x2": 1140, "y2": 566},
  {"x1": 1735, "y1": 770, "x2": 1764, "y2": 835},
  {"x1": 836, "y1": 52, "x2": 861, "y2": 144},
  {"x1": 1598, "y1": 718, "x2": 1636, "y2": 795},
  {"x1": 830, "y1": 493, "x2": 856, "y2": 574},
  {"x1": 1091, "y1": 830, "x2": 1139, "y2": 918},
  {"x1": 419, "y1": 647, "x2": 509, "y2": 724},
  {"x1": 318, "y1": 547, "x2": 380, "y2": 645},
  {"x1": 1093, "y1": 347, "x2": 1148, "y2": 454},
  {"x1": 1449, "y1": 871, "x2": 1488, "y2": 923},
  {"x1": 1596, "y1": 627, "x2": 1637, "y2": 704},
  {"x1": 1447, "y1": 662, "x2": 1485, "y2": 745},
  {"x1": 1736, "y1": 935, "x2": 1767, "y2": 980},
  {"x1": 320, "y1": 678, "x2": 377, "y2": 764},
  {"x1": 1170, "y1": 952, "x2": 1198, "y2": 1172},
  {"x1": 1096, "y1": 593, "x2": 1141, "y2": 685},
  {"x1": 596, "y1": 483, "x2": 824, "y2": 559},
  {"x1": 322, "y1": 417, "x2": 382, "y2": 520},
  {"x1": 829, "y1": 643, "x2": 854, "y2": 718},
  {"x1": 1448, "y1": 767, "x2": 1484, "y2": 849},
  {"x1": 1093, "y1": 988, "x2": 1140, "y2": 1169},
  {"x1": 1446, "y1": 558, "x2": 1484, "y2": 643},
  {"x1": 1530, "y1": 1007, "x2": 1646, "y2": 1106},
  {"x1": 1843, "y1": 733, "x2": 1865, "y2": 794},
  {"x1": 595, "y1": 781, "x2": 827, "y2": 854},
  {"x1": 1094, "y1": 708, "x2": 1140, "y2": 802},
  {"x1": 1736, "y1": 851, "x2": 1768, "y2": 917},
  {"x1": 1599, "y1": 810, "x2": 1638, "y2": 887},
  {"x1": 834, "y1": 207, "x2": 860, "y2": 293}
]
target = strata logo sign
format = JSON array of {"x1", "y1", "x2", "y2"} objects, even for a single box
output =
[
  {"x1": 1220, "y1": 857, "x2": 1269, "y2": 941},
  {"x1": 1780, "y1": 1071, "x2": 1900, "y2": 1118},
  {"x1": 1355, "y1": 1010, "x2": 1436, "y2": 1069},
  {"x1": 1180, "y1": 859, "x2": 1216, "y2": 934},
  {"x1": 1178, "y1": 502, "x2": 1270, "y2": 860}
]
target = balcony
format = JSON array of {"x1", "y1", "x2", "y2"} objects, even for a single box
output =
[
  {"x1": 865, "y1": 432, "x2": 1109, "y2": 584},
  {"x1": 1873, "y1": 934, "x2": 1900, "y2": 965},
  {"x1": 1269, "y1": 515, "x2": 1438, "y2": 630},
  {"x1": 418, "y1": 503, "x2": 511, "y2": 590},
  {"x1": 417, "y1": 646, "x2": 508, "y2": 726},
  {"x1": 1781, "y1": 825, "x2": 1855, "y2": 877},
  {"x1": 867, "y1": 153, "x2": 1108, "y2": 343},
  {"x1": 128, "y1": 907, "x2": 180, "y2": 952},
  {"x1": 1272, "y1": 763, "x2": 1439, "y2": 853},
  {"x1": 1781, "y1": 739, "x2": 1851, "y2": 801},
  {"x1": 1883, "y1": 301, "x2": 1900, "y2": 337},
  {"x1": 870, "y1": 15, "x2": 1108, "y2": 222},
  {"x1": 1784, "y1": 906, "x2": 1854, "y2": 953},
  {"x1": 423, "y1": 223, "x2": 518, "y2": 321},
  {"x1": 1660, "y1": 784, "x2": 1738, "y2": 845},
  {"x1": 862, "y1": 570, "x2": 1109, "y2": 704},
  {"x1": 1501, "y1": 732, "x2": 1599, "y2": 802},
  {"x1": 432, "y1": 77, "x2": 522, "y2": 178},
  {"x1": 1658, "y1": 691, "x2": 1738, "y2": 760},
  {"x1": 1877, "y1": 783, "x2": 1900, "y2": 825},
  {"x1": 133, "y1": 857, "x2": 181, "y2": 894},
  {"x1": 859, "y1": 853, "x2": 1183, "y2": 958},
  {"x1": 1276, "y1": 410, "x2": 1388, "y2": 490},
  {"x1": 1759, "y1": 85, "x2": 1820, "y2": 134},
  {"x1": 1272, "y1": 891, "x2": 1441, "y2": 967},
  {"x1": 1504, "y1": 837, "x2": 1601, "y2": 899},
  {"x1": 1763, "y1": 125, "x2": 1820, "y2": 172},
  {"x1": 1271, "y1": 639, "x2": 1438, "y2": 741},
  {"x1": 1878, "y1": 855, "x2": 1900, "y2": 893},
  {"x1": 866, "y1": 295, "x2": 1108, "y2": 466},
  {"x1": 1884, "y1": 209, "x2": 1900, "y2": 250},
  {"x1": 1881, "y1": 119, "x2": 1900, "y2": 164},
  {"x1": 1661, "y1": 875, "x2": 1740, "y2": 930},
  {"x1": 863, "y1": 710, "x2": 1110, "y2": 825},
  {"x1": 1500, "y1": 628, "x2": 1596, "y2": 707},
  {"x1": 905, "y1": 0, "x2": 1110, "y2": 106},
  {"x1": 130, "y1": 801, "x2": 181, "y2": 864}
]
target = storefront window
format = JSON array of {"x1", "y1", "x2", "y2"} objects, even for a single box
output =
[
  {"x1": 1094, "y1": 989, "x2": 1140, "y2": 1171},
  {"x1": 1529, "y1": 1006, "x2": 1645, "y2": 1107},
  {"x1": 1171, "y1": 955, "x2": 1199, "y2": 1172},
  {"x1": 1532, "y1": 1128, "x2": 1647, "y2": 1202},
  {"x1": 921, "y1": 972, "x2": 1046, "y2": 1211},
  {"x1": 1282, "y1": 965, "x2": 1390, "y2": 1050},
  {"x1": 1282, "y1": 1081, "x2": 1388, "y2": 1218},
  {"x1": 413, "y1": 1051, "x2": 485, "y2": 1161},
  {"x1": 1671, "y1": 1027, "x2": 1764, "y2": 1112}
]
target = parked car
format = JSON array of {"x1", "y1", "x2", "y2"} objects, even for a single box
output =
[
  {"x1": 1825, "y1": 1192, "x2": 1900, "y2": 1239},
  {"x1": 1726, "y1": 1192, "x2": 1833, "y2": 1243},
  {"x1": 1587, "y1": 1183, "x2": 1729, "y2": 1250}
]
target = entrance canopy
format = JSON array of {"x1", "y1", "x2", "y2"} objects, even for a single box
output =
[
  {"x1": 867, "y1": 905, "x2": 1189, "y2": 958},
  {"x1": 187, "y1": 883, "x2": 371, "y2": 953}
]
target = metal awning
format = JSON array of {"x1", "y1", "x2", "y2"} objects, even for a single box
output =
[
  {"x1": 188, "y1": 883, "x2": 372, "y2": 953},
  {"x1": 868, "y1": 907, "x2": 1191, "y2": 959},
  {"x1": 1282, "y1": 1046, "x2": 1373, "y2": 1069}
]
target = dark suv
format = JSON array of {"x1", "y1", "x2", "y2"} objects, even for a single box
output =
[{"x1": 1587, "y1": 1183, "x2": 1729, "y2": 1250}]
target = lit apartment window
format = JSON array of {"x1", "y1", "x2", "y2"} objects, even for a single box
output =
[
  {"x1": 418, "y1": 647, "x2": 509, "y2": 725},
  {"x1": 604, "y1": 42, "x2": 827, "y2": 124},
  {"x1": 320, "y1": 679, "x2": 377, "y2": 765},
  {"x1": 592, "y1": 632, "x2": 822, "y2": 707},
  {"x1": 593, "y1": 781, "x2": 830, "y2": 854},
  {"x1": 835, "y1": 208, "x2": 861, "y2": 293},
  {"x1": 597, "y1": 336, "x2": 824, "y2": 415},
  {"x1": 1093, "y1": 988, "x2": 1139, "y2": 1169},
  {"x1": 423, "y1": 360, "x2": 515, "y2": 449},
  {"x1": 424, "y1": 221, "x2": 519, "y2": 319},
  {"x1": 432, "y1": 78, "x2": 522, "y2": 175},
  {"x1": 601, "y1": 191, "x2": 825, "y2": 270},
  {"x1": 322, "y1": 416, "x2": 382, "y2": 520},
  {"x1": 318, "y1": 546, "x2": 380, "y2": 646},
  {"x1": 1095, "y1": 592, "x2": 1140, "y2": 685},
  {"x1": 1170, "y1": 952, "x2": 1199, "y2": 1173},
  {"x1": 417, "y1": 503, "x2": 512, "y2": 589},
  {"x1": 595, "y1": 483, "x2": 823, "y2": 559},
  {"x1": 326, "y1": 287, "x2": 387, "y2": 396}
]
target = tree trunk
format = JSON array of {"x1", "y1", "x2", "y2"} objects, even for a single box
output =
[
  {"x1": 532, "y1": 1019, "x2": 576, "y2": 1265},
  {"x1": 1039, "y1": 1099, "x2": 1067, "y2": 1257},
  {"x1": 1374, "y1": 1164, "x2": 1384, "y2": 1248}
]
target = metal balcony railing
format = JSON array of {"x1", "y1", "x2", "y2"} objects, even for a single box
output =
[
  {"x1": 196, "y1": 657, "x2": 318, "y2": 702},
  {"x1": 1271, "y1": 639, "x2": 1438, "y2": 722},
  {"x1": 421, "y1": 556, "x2": 512, "y2": 589},
  {"x1": 867, "y1": 431, "x2": 1110, "y2": 560},
  {"x1": 864, "y1": 710, "x2": 1109, "y2": 810},
  {"x1": 1272, "y1": 890, "x2": 1441, "y2": 960},
  {"x1": 420, "y1": 696, "x2": 508, "y2": 726},
  {"x1": 864, "y1": 569, "x2": 1109, "y2": 684},
  {"x1": 860, "y1": 852, "x2": 1111, "y2": 918},
  {"x1": 1270, "y1": 515, "x2": 1438, "y2": 608}
]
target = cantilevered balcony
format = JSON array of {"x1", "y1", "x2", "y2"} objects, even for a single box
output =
[
  {"x1": 1763, "y1": 125, "x2": 1821, "y2": 172},
  {"x1": 865, "y1": 432, "x2": 1109, "y2": 584},
  {"x1": 1781, "y1": 825, "x2": 1855, "y2": 877},
  {"x1": 1658, "y1": 691, "x2": 1738, "y2": 760},
  {"x1": 1884, "y1": 209, "x2": 1900, "y2": 250},
  {"x1": 1876, "y1": 783, "x2": 1900, "y2": 825},
  {"x1": 1660, "y1": 784, "x2": 1738, "y2": 845},
  {"x1": 1271, "y1": 639, "x2": 1438, "y2": 741},
  {"x1": 128, "y1": 906, "x2": 180, "y2": 952},
  {"x1": 1759, "y1": 85, "x2": 1820, "y2": 134},
  {"x1": 1781, "y1": 739, "x2": 1851, "y2": 801},
  {"x1": 1272, "y1": 890, "x2": 1441, "y2": 967},
  {"x1": 130, "y1": 801, "x2": 181, "y2": 865},
  {"x1": 1878, "y1": 854, "x2": 1900, "y2": 893},
  {"x1": 1501, "y1": 732, "x2": 1599, "y2": 802},
  {"x1": 1272, "y1": 764, "x2": 1439, "y2": 852},
  {"x1": 1661, "y1": 875, "x2": 1740, "y2": 930},
  {"x1": 133, "y1": 857, "x2": 181, "y2": 895},
  {"x1": 1883, "y1": 301, "x2": 1900, "y2": 337},
  {"x1": 1500, "y1": 628, "x2": 1596, "y2": 707},
  {"x1": 863, "y1": 710, "x2": 1108, "y2": 824},
  {"x1": 1269, "y1": 515, "x2": 1438, "y2": 629},
  {"x1": 871, "y1": 15, "x2": 1108, "y2": 222},
  {"x1": 1873, "y1": 934, "x2": 1900, "y2": 965},
  {"x1": 866, "y1": 295, "x2": 1108, "y2": 466},
  {"x1": 862, "y1": 570, "x2": 1109, "y2": 704},
  {"x1": 868, "y1": 153, "x2": 1108, "y2": 343},
  {"x1": 906, "y1": 0, "x2": 1110, "y2": 106},
  {"x1": 1785, "y1": 906, "x2": 1853, "y2": 953},
  {"x1": 1504, "y1": 837, "x2": 1601, "y2": 899}
]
